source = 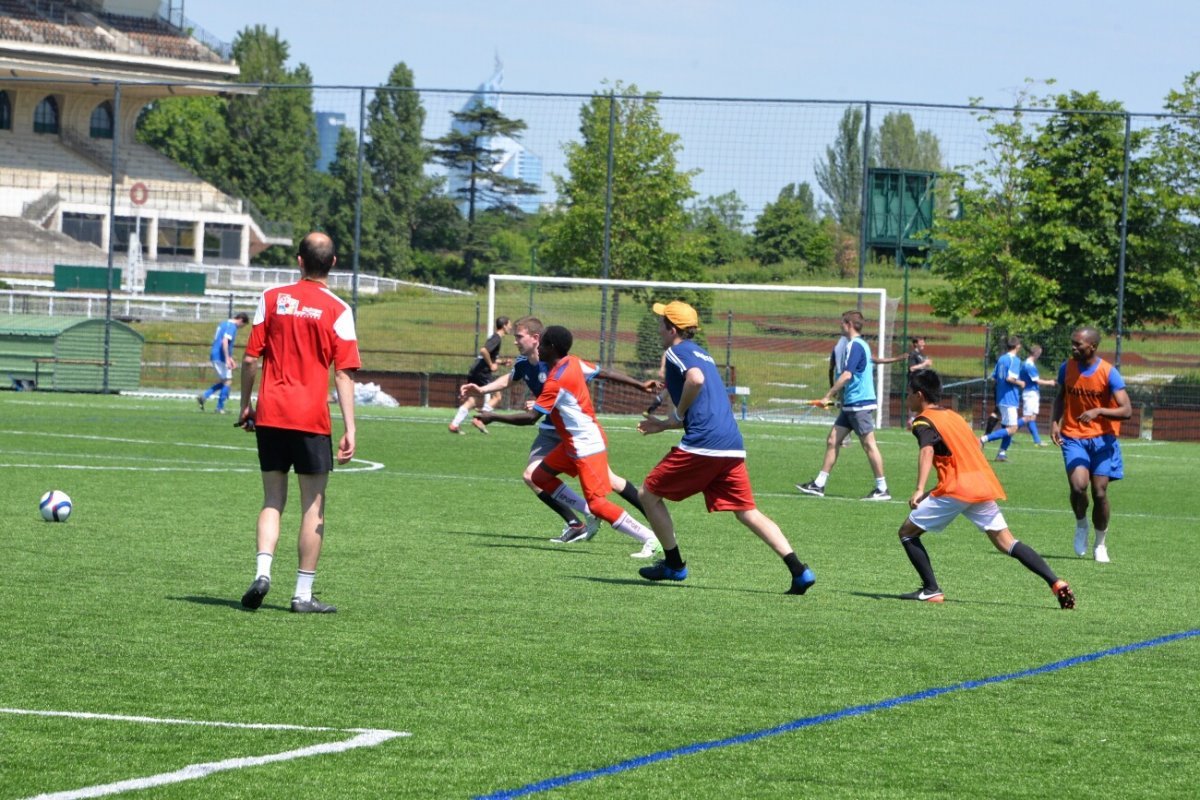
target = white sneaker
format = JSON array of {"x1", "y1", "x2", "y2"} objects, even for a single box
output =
[
  {"x1": 1093, "y1": 544, "x2": 1110, "y2": 563},
  {"x1": 1073, "y1": 526, "x2": 1089, "y2": 557},
  {"x1": 631, "y1": 539, "x2": 662, "y2": 559}
]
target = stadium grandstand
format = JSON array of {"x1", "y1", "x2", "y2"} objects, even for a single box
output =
[{"x1": 0, "y1": 0, "x2": 290, "y2": 278}]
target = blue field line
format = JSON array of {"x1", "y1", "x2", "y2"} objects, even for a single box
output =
[{"x1": 475, "y1": 628, "x2": 1200, "y2": 799}]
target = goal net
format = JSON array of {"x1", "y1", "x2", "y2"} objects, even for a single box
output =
[{"x1": 487, "y1": 275, "x2": 899, "y2": 427}]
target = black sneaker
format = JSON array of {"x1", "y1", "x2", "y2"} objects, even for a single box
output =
[
  {"x1": 787, "y1": 567, "x2": 816, "y2": 595},
  {"x1": 196, "y1": 393, "x2": 206, "y2": 412},
  {"x1": 899, "y1": 588, "x2": 944, "y2": 603},
  {"x1": 240, "y1": 576, "x2": 270, "y2": 609},
  {"x1": 796, "y1": 481, "x2": 825, "y2": 497},
  {"x1": 291, "y1": 596, "x2": 337, "y2": 613},
  {"x1": 861, "y1": 488, "x2": 891, "y2": 501}
]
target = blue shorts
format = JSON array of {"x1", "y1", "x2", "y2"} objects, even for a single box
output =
[{"x1": 1061, "y1": 435, "x2": 1123, "y2": 480}]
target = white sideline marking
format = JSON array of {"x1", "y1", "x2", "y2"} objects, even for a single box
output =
[{"x1": 2, "y1": 708, "x2": 408, "y2": 800}]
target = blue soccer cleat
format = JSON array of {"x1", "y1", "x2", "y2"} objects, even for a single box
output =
[
  {"x1": 787, "y1": 567, "x2": 816, "y2": 595},
  {"x1": 639, "y1": 560, "x2": 687, "y2": 582}
]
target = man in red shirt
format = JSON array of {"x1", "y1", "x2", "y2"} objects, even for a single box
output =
[{"x1": 237, "y1": 232, "x2": 361, "y2": 613}]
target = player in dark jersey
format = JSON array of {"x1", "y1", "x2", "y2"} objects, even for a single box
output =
[{"x1": 450, "y1": 316, "x2": 512, "y2": 434}]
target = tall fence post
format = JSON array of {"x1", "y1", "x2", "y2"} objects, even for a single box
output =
[
  {"x1": 102, "y1": 81, "x2": 122, "y2": 394},
  {"x1": 596, "y1": 91, "x2": 617, "y2": 409},
  {"x1": 352, "y1": 87, "x2": 366, "y2": 318},
  {"x1": 856, "y1": 101, "x2": 872, "y2": 298},
  {"x1": 1114, "y1": 112, "x2": 1132, "y2": 367}
]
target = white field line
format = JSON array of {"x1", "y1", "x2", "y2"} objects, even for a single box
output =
[
  {"x1": 0, "y1": 431, "x2": 384, "y2": 473},
  {"x1": 2, "y1": 707, "x2": 408, "y2": 800}
]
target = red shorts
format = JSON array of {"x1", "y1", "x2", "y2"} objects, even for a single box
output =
[
  {"x1": 642, "y1": 447, "x2": 756, "y2": 512},
  {"x1": 541, "y1": 444, "x2": 612, "y2": 502}
]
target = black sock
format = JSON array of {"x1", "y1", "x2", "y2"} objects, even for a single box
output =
[
  {"x1": 782, "y1": 552, "x2": 808, "y2": 578},
  {"x1": 537, "y1": 491, "x2": 580, "y2": 526},
  {"x1": 618, "y1": 480, "x2": 646, "y2": 515},
  {"x1": 1009, "y1": 541, "x2": 1058, "y2": 585},
  {"x1": 985, "y1": 415, "x2": 999, "y2": 435},
  {"x1": 664, "y1": 546, "x2": 685, "y2": 570},
  {"x1": 901, "y1": 535, "x2": 939, "y2": 591}
]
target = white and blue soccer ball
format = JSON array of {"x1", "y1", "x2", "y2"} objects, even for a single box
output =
[{"x1": 39, "y1": 490, "x2": 72, "y2": 522}]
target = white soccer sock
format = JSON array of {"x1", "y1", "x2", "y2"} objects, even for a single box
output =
[
  {"x1": 876, "y1": 477, "x2": 888, "y2": 492},
  {"x1": 255, "y1": 552, "x2": 273, "y2": 581},
  {"x1": 451, "y1": 407, "x2": 469, "y2": 427},
  {"x1": 612, "y1": 511, "x2": 655, "y2": 543},
  {"x1": 815, "y1": 471, "x2": 830, "y2": 488},
  {"x1": 551, "y1": 484, "x2": 591, "y2": 515},
  {"x1": 294, "y1": 569, "x2": 315, "y2": 601},
  {"x1": 1094, "y1": 529, "x2": 1108, "y2": 548},
  {"x1": 481, "y1": 403, "x2": 494, "y2": 413}
]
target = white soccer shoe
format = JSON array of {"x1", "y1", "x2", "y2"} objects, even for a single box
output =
[
  {"x1": 1093, "y1": 544, "x2": 1110, "y2": 563},
  {"x1": 631, "y1": 539, "x2": 662, "y2": 559},
  {"x1": 1073, "y1": 526, "x2": 1089, "y2": 557}
]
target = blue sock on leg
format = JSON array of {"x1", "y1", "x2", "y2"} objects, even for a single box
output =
[
  {"x1": 1000, "y1": 433, "x2": 1012, "y2": 450},
  {"x1": 985, "y1": 429, "x2": 1008, "y2": 442},
  {"x1": 218, "y1": 384, "x2": 230, "y2": 410},
  {"x1": 1027, "y1": 420, "x2": 1042, "y2": 444}
]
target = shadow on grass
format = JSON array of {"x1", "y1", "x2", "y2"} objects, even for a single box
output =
[
  {"x1": 847, "y1": 590, "x2": 1053, "y2": 610},
  {"x1": 170, "y1": 595, "x2": 279, "y2": 612}
]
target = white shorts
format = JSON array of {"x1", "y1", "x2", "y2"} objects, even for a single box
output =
[
  {"x1": 908, "y1": 495, "x2": 1008, "y2": 534},
  {"x1": 997, "y1": 404, "x2": 1019, "y2": 428},
  {"x1": 1021, "y1": 391, "x2": 1039, "y2": 417},
  {"x1": 210, "y1": 359, "x2": 232, "y2": 381}
]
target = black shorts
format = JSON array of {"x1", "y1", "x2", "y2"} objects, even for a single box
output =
[{"x1": 255, "y1": 426, "x2": 334, "y2": 474}]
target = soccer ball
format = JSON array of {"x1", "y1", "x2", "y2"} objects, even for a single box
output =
[{"x1": 39, "y1": 490, "x2": 72, "y2": 522}]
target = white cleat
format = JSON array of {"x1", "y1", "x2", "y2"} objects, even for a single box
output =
[
  {"x1": 631, "y1": 539, "x2": 662, "y2": 559},
  {"x1": 1073, "y1": 527, "x2": 1089, "y2": 557},
  {"x1": 1093, "y1": 544, "x2": 1110, "y2": 563}
]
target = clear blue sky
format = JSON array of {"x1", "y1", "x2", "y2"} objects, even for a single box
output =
[{"x1": 190, "y1": 0, "x2": 1194, "y2": 113}]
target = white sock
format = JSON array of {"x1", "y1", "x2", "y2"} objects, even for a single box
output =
[
  {"x1": 875, "y1": 477, "x2": 887, "y2": 492},
  {"x1": 815, "y1": 471, "x2": 830, "y2": 488},
  {"x1": 612, "y1": 511, "x2": 654, "y2": 544},
  {"x1": 551, "y1": 484, "x2": 590, "y2": 515},
  {"x1": 451, "y1": 407, "x2": 469, "y2": 427},
  {"x1": 255, "y1": 552, "x2": 273, "y2": 581},
  {"x1": 294, "y1": 569, "x2": 315, "y2": 601},
  {"x1": 1094, "y1": 529, "x2": 1108, "y2": 548},
  {"x1": 481, "y1": 403, "x2": 494, "y2": 413}
]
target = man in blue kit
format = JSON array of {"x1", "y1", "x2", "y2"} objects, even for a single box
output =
[
  {"x1": 197, "y1": 312, "x2": 249, "y2": 414},
  {"x1": 980, "y1": 336, "x2": 1024, "y2": 462}
]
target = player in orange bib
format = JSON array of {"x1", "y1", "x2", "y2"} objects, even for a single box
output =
[
  {"x1": 894, "y1": 369, "x2": 1074, "y2": 609},
  {"x1": 1050, "y1": 326, "x2": 1132, "y2": 563}
]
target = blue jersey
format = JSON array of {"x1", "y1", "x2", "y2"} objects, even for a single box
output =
[
  {"x1": 840, "y1": 337, "x2": 877, "y2": 410},
  {"x1": 1019, "y1": 357, "x2": 1041, "y2": 395},
  {"x1": 994, "y1": 352, "x2": 1022, "y2": 407},
  {"x1": 663, "y1": 341, "x2": 744, "y2": 457},
  {"x1": 510, "y1": 354, "x2": 599, "y2": 430},
  {"x1": 210, "y1": 320, "x2": 239, "y2": 362}
]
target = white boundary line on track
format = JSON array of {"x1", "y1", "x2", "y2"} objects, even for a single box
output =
[
  {"x1": 0, "y1": 431, "x2": 385, "y2": 473},
  {"x1": 2, "y1": 707, "x2": 408, "y2": 800}
]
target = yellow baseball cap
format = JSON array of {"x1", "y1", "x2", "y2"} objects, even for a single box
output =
[{"x1": 652, "y1": 301, "x2": 700, "y2": 330}]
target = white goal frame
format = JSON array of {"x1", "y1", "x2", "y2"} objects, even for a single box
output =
[{"x1": 487, "y1": 274, "x2": 891, "y2": 428}]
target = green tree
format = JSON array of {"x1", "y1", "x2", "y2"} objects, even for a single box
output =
[
  {"x1": 541, "y1": 83, "x2": 701, "y2": 362},
  {"x1": 689, "y1": 191, "x2": 751, "y2": 267},
  {"x1": 815, "y1": 106, "x2": 865, "y2": 233},
  {"x1": 136, "y1": 95, "x2": 229, "y2": 187},
  {"x1": 367, "y1": 63, "x2": 429, "y2": 277},
  {"x1": 873, "y1": 111, "x2": 944, "y2": 171},
  {"x1": 317, "y1": 127, "x2": 381, "y2": 273},
  {"x1": 225, "y1": 25, "x2": 319, "y2": 260},
  {"x1": 751, "y1": 182, "x2": 835, "y2": 271},
  {"x1": 429, "y1": 102, "x2": 537, "y2": 276}
]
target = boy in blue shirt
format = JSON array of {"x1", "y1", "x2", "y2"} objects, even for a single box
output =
[
  {"x1": 197, "y1": 312, "x2": 248, "y2": 414},
  {"x1": 980, "y1": 336, "x2": 1024, "y2": 461}
]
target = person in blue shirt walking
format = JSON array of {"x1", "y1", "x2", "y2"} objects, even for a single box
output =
[
  {"x1": 980, "y1": 336, "x2": 1024, "y2": 461},
  {"x1": 636, "y1": 301, "x2": 815, "y2": 594},
  {"x1": 197, "y1": 312, "x2": 249, "y2": 414},
  {"x1": 1017, "y1": 344, "x2": 1056, "y2": 446},
  {"x1": 797, "y1": 310, "x2": 898, "y2": 500}
]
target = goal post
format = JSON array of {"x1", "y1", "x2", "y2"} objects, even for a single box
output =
[{"x1": 487, "y1": 275, "x2": 897, "y2": 428}]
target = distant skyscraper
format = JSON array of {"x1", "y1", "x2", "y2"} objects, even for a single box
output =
[
  {"x1": 315, "y1": 112, "x2": 347, "y2": 173},
  {"x1": 446, "y1": 57, "x2": 545, "y2": 214}
]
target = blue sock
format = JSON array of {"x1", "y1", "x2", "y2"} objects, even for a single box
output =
[
  {"x1": 1027, "y1": 421, "x2": 1042, "y2": 444},
  {"x1": 985, "y1": 429, "x2": 1008, "y2": 442},
  {"x1": 1000, "y1": 433, "x2": 1012, "y2": 450},
  {"x1": 218, "y1": 384, "x2": 230, "y2": 410},
  {"x1": 205, "y1": 381, "x2": 223, "y2": 399}
]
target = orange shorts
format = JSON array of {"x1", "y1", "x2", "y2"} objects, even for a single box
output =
[
  {"x1": 643, "y1": 447, "x2": 756, "y2": 512},
  {"x1": 541, "y1": 444, "x2": 612, "y2": 502}
]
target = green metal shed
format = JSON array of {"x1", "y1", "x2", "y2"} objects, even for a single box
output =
[{"x1": 0, "y1": 314, "x2": 144, "y2": 392}]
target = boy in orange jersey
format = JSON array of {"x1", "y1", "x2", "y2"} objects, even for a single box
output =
[
  {"x1": 895, "y1": 369, "x2": 1074, "y2": 608},
  {"x1": 1050, "y1": 327, "x2": 1132, "y2": 563}
]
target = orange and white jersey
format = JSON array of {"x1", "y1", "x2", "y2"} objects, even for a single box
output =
[{"x1": 533, "y1": 355, "x2": 607, "y2": 458}]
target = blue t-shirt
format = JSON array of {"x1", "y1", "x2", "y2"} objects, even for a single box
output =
[
  {"x1": 663, "y1": 341, "x2": 745, "y2": 457},
  {"x1": 840, "y1": 337, "x2": 876, "y2": 410},
  {"x1": 1019, "y1": 357, "x2": 1041, "y2": 396},
  {"x1": 994, "y1": 352, "x2": 1022, "y2": 407},
  {"x1": 511, "y1": 354, "x2": 599, "y2": 430},
  {"x1": 210, "y1": 320, "x2": 240, "y2": 362}
]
